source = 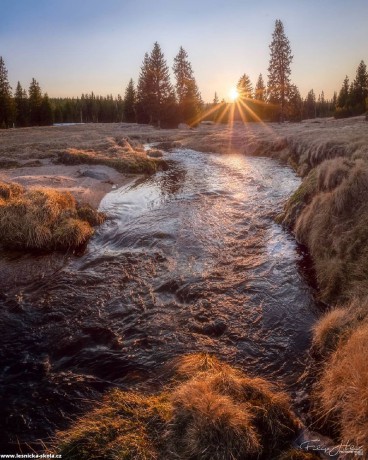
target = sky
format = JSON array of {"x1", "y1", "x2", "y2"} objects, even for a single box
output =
[{"x1": 1, "y1": 0, "x2": 367, "y2": 102}]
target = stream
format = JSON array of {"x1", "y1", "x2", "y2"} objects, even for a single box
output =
[{"x1": 0, "y1": 148, "x2": 319, "y2": 451}]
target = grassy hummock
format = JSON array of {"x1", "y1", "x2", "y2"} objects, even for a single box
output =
[
  {"x1": 52, "y1": 354, "x2": 302, "y2": 460},
  {"x1": 0, "y1": 180, "x2": 105, "y2": 251}
]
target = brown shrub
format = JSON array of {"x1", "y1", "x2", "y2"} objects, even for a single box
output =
[
  {"x1": 52, "y1": 218, "x2": 94, "y2": 249},
  {"x1": 316, "y1": 322, "x2": 368, "y2": 451}
]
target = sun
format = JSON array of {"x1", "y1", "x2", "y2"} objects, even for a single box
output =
[{"x1": 229, "y1": 87, "x2": 239, "y2": 102}]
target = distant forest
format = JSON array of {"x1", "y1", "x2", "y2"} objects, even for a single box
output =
[{"x1": 0, "y1": 20, "x2": 367, "y2": 129}]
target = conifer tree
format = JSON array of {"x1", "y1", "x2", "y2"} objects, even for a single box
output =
[
  {"x1": 14, "y1": 81, "x2": 29, "y2": 127},
  {"x1": 254, "y1": 74, "x2": 266, "y2": 102},
  {"x1": 213, "y1": 92, "x2": 219, "y2": 105},
  {"x1": 136, "y1": 52, "x2": 153, "y2": 124},
  {"x1": 39, "y1": 93, "x2": 53, "y2": 125},
  {"x1": 0, "y1": 57, "x2": 14, "y2": 128},
  {"x1": 123, "y1": 78, "x2": 136, "y2": 123},
  {"x1": 287, "y1": 84, "x2": 303, "y2": 121},
  {"x1": 237, "y1": 74, "x2": 253, "y2": 100},
  {"x1": 304, "y1": 89, "x2": 316, "y2": 119},
  {"x1": 353, "y1": 60, "x2": 367, "y2": 113},
  {"x1": 337, "y1": 76, "x2": 350, "y2": 109},
  {"x1": 267, "y1": 19, "x2": 293, "y2": 121},
  {"x1": 173, "y1": 46, "x2": 202, "y2": 124},
  {"x1": 29, "y1": 78, "x2": 43, "y2": 125},
  {"x1": 137, "y1": 43, "x2": 177, "y2": 127}
]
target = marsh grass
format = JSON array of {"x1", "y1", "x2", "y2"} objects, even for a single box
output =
[
  {"x1": 0, "y1": 180, "x2": 105, "y2": 251},
  {"x1": 53, "y1": 355, "x2": 301, "y2": 460},
  {"x1": 315, "y1": 322, "x2": 368, "y2": 451}
]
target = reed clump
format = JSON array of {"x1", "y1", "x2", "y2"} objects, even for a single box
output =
[
  {"x1": 0, "y1": 180, "x2": 105, "y2": 251},
  {"x1": 52, "y1": 354, "x2": 301, "y2": 460}
]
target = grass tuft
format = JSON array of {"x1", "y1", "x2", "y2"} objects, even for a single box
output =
[
  {"x1": 52, "y1": 355, "x2": 301, "y2": 460},
  {"x1": 316, "y1": 322, "x2": 368, "y2": 451},
  {"x1": 0, "y1": 180, "x2": 104, "y2": 251}
]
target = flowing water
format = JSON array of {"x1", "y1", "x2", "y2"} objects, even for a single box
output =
[{"x1": 0, "y1": 149, "x2": 319, "y2": 451}]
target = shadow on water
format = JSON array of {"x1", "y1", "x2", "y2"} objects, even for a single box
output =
[{"x1": 0, "y1": 149, "x2": 320, "y2": 451}]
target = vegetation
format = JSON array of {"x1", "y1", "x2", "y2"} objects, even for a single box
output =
[
  {"x1": 0, "y1": 181, "x2": 105, "y2": 251},
  {"x1": 173, "y1": 46, "x2": 203, "y2": 125},
  {"x1": 52, "y1": 354, "x2": 303, "y2": 460},
  {"x1": 267, "y1": 19, "x2": 293, "y2": 122}
]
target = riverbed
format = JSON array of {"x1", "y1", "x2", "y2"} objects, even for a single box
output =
[{"x1": 0, "y1": 148, "x2": 319, "y2": 451}]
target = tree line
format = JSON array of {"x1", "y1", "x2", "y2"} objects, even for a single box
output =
[{"x1": 0, "y1": 19, "x2": 367, "y2": 129}]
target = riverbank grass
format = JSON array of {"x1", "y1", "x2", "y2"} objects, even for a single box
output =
[
  {"x1": 53, "y1": 354, "x2": 302, "y2": 460},
  {"x1": 0, "y1": 180, "x2": 105, "y2": 250}
]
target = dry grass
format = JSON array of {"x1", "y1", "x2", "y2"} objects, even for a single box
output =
[
  {"x1": 290, "y1": 158, "x2": 368, "y2": 303},
  {"x1": 55, "y1": 390, "x2": 171, "y2": 460},
  {"x1": 0, "y1": 180, "x2": 105, "y2": 251},
  {"x1": 52, "y1": 355, "x2": 301, "y2": 460},
  {"x1": 275, "y1": 449, "x2": 320, "y2": 459},
  {"x1": 312, "y1": 307, "x2": 349, "y2": 356},
  {"x1": 315, "y1": 322, "x2": 368, "y2": 451}
]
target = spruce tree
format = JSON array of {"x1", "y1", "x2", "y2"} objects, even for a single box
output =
[
  {"x1": 254, "y1": 74, "x2": 266, "y2": 102},
  {"x1": 267, "y1": 19, "x2": 293, "y2": 121},
  {"x1": 237, "y1": 74, "x2": 253, "y2": 100},
  {"x1": 29, "y1": 78, "x2": 43, "y2": 125},
  {"x1": 304, "y1": 89, "x2": 316, "y2": 119},
  {"x1": 337, "y1": 76, "x2": 350, "y2": 109},
  {"x1": 123, "y1": 78, "x2": 136, "y2": 123},
  {"x1": 136, "y1": 52, "x2": 153, "y2": 124},
  {"x1": 173, "y1": 46, "x2": 202, "y2": 125},
  {"x1": 14, "y1": 81, "x2": 29, "y2": 127},
  {"x1": 0, "y1": 57, "x2": 14, "y2": 128},
  {"x1": 39, "y1": 94, "x2": 53, "y2": 125},
  {"x1": 353, "y1": 60, "x2": 367, "y2": 113},
  {"x1": 287, "y1": 84, "x2": 303, "y2": 121},
  {"x1": 213, "y1": 92, "x2": 219, "y2": 105}
]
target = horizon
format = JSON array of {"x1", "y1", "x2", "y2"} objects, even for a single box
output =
[{"x1": 1, "y1": 0, "x2": 368, "y2": 102}]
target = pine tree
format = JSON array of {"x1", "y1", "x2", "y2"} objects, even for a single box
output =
[
  {"x1": 0, "y1": 57, "x2": 15, "y2": 128},
  {"x1": 29, "y1": 78, "x2": 43, "y2": 125},
  {"x1": 237, "y1": 74, "x2": 253, "y2": 100},
  {"x1": 123, "y1": 78, "x2": 136, "y2": 123},
  {"x1": 14, "y1": 81, "x2": 29, "y2": 127},
  {"x1": 213, "y1": 92, "x2": 219, "y2": 105},
  {"x1": 353, "y1": 60, "x2": 367, "y2": 113},
  {"x1": 267, "y1": 19, "x2": 293, "y2": 121},
  {"x1": 255, "y1": 74, "x2": 266, "y2": 102},
  {"x1": 173, "y1": 46, "x2": 202, "y2": 125}
]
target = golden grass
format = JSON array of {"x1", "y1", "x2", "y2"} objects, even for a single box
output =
[
  {"x1": 312, "y1": 307, "x2": 349, "y2": 356},
  {"x1": 55, "y1": 390, "x2": 171, "y2": 460},
  {"x1": 316, "y1": 322, "x2": 368, "y2": 451},
  {"x1": 0, "y1": 180, "x2": 105, "y2": 251},
  {"x1": 53, "y1": 354, "x2": 301, "y2": 460},
  {"x1": 57, "y1": 146, "x2": 162, "y2": 174},
  {"x1": 291, "y1": 158, "x2": 368, "y2": 303},
  {"x1": 275, "y1": 449, "x2": 320, "y2": 459}
]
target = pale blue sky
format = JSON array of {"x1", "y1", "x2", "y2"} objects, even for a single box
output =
[{"x1": 1, "y1": 0, "x2": 367, "y2": 101}]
